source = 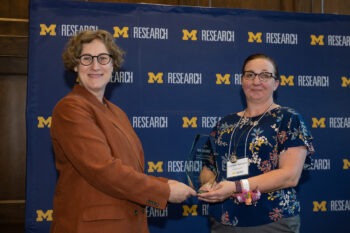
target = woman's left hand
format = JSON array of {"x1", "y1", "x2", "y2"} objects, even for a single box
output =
[{"x1": 197, "y1": 181, "x2": 235, "y2": 203}]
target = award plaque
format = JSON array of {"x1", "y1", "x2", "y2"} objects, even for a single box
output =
[{"x1": 186, "y1": 134, "x2": 219, "y2": 193}]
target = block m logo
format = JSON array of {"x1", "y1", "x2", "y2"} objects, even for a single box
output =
[
  {"x1": 148, "y1": 72, "x2": 164, "y2": 84},
  {"x1": 248, "y1": 32, "x2": 262, "y2": 43},
  {"x1": 37, "y1": 116, "x2": 52, "y2": 128},
  {"x1": 39, "y1": 24, "x2": 56, "y2": 36},
  {"x1": 182, "y1": 205, "x2": 198, "y2": 216},
  {"x1": 280, "y1": 75, "x2": 294, "y2": 86},
  {"x1": 312, "y1": 118, "x2": 326, "y2": 128},
  {"x1": 313, "y1": 201, "x2": 327, "y2": 212},
  {"x1": 182, "y1": 117, "x2": 197, "y2": 128},
  {"x1": 113, "y1": 27, "x2": 129, "y2": 38},
  {"x1": 216, "y1": 74, "x2": 231, "y2": 85},
  {"x1": 36, "y1": 209, "x2": 53, "y2": 221},
  {"x1": 147, "y1": 161, "x2": 163, "y2": 172},
  {"x1": 310, "y1": 35, "x2": 324, "y2": 45},
  {"x1": 182, "y1": 30, "x2": 197, "y2": 41}
]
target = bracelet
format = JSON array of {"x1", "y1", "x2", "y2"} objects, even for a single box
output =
[
  {"x1": 241, "y1": 179, "x2": 250, "y2": 192},
  {"x1": 234, "y1": 180, "x2": 242, "y2": 193},
  {"x1": 232, "y1": 190, "x2": 261, "y2": 206}
]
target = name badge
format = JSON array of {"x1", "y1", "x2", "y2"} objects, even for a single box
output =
[{"x1": 227, "y1": 158, "x2": 249, "y2": 178}]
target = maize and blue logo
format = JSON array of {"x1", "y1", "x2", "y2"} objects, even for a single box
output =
[
  {"x1": 310, "y1": 117, "x2": 350, "y2": 128},
  {"x1": 182, "y1": 204, "x2": 210, "y2": 216},
  {"x1": 306, "y1": 116, "x2": 350, "y2": 129},
  {"x1": 36, "y1": 209, "x2": 53, "y2": 222},
  {"x1": 314, "y1": 200, "x2": 350, "y2": 212},
  {"x1": 147, "y1": 73, "x2": 240, "y2": 86},
  {"x1": 313, "y1": 201, "x2": 327, "y2": 212},
  {"x1": 310, "y1": 34, "x2": 350, "y2": 46},
  {"x1": 214, "y1": 73, "x2": 248, "y2": 86},
  {"x1": 147, "y1": 72, "x2": 202, "y2": 85},
  {"x1": 147, "y1": 160, "x2": 203, "y2": 173},
  {"x1": 310, "y1": 35, "x2": 324, "y2": 45},
  {"x1": 182, "y1": 29, "x2": 198, "y2": 41},
  {"x1": 40, "y1": 24, "x2": 56, "y2": 36},
  {"x1": 312, "y1": 117, "x2": 326, "y2": 128},
  {"x1": 182, "y1": 116, "x2": 221, "y2": 129},
  {"x1": 248, "y1": 32, "x2": 262, "y2": 43},
  {"x1": 147, "y1": 161, "x2": 163, "y2": 173},
  {"x1": 40, "y1": 24, "x2": 98, "y2": 36},
  {"x1": 113, "y1": 26, "x2": 168, "y2": 40},
  {"x1": 182, "y1": 117, "x2": 198, "y2": 128},
  {"x1": 182, "y1": 205, "x2": 198, "y2": 216},
  {"x1": 148, "y1": 72, "x2": 164, "y2": 84},
  {"x1": 248, "y1": 31, "x2": 298, "y2": 45},
  {"x1": 113, "y1": 26, "x2": 129, "y2": 38},
  {"x1": 216, "y1": 74, "x2": 231, "y2": 85},
  {"x1": 279, "y1": 74, "x2": 329, "y2": 87},
  {"x1": 182, "y1": 29, "x2": 234, "y2": 42},
  {"x1": 37, "y1": 116, "x2": 52, "y2": 128},
  {"x1": 39, "y1": 25, "x2": 167, "y2": 39},
  {"x1": 279, "y1": 75, "x2": 295, "y2": 86}
]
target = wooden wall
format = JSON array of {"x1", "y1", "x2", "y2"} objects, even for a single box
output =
[
  {"x1": 0, "y1": 0, "x2": 29, "y2": 232},
  {"x1": 0, "y1": 0, "x2": 349, "y2": 232}
]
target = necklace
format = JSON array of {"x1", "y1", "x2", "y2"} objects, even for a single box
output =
[
  {"x1": 228, "y1": 102, "x2": 274, "y2": 163},
  {"x1": 229, "y1": 113, "x2": 250, "y2": 163}
]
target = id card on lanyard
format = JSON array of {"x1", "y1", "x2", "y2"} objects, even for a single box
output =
[{"x1": 227, "y1": 157, "x2": 249, "y2": 178}]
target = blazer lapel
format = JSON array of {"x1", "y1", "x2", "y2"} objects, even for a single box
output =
[
  {"x1": 71, "y1": 85, "x2": 144, "y2": 171},
  {"x1": 104, "y1": 101, "x2": 144, "y2": 172}
]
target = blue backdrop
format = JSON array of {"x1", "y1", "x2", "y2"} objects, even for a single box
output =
[{"x1": 26, "y1": 0, "x2": 350, "y2": 232}]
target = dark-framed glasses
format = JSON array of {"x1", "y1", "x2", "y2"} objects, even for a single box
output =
[
  {"x1": 78, "y1": 53, "x2": 112, "y2": 66},
  {"x1": 242, "y1": 71, "x2": 275, "y2": 82}
]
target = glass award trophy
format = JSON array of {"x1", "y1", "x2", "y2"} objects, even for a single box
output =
[{"x1": 186, "y1": 134, "x2": 219, "y2": 193}]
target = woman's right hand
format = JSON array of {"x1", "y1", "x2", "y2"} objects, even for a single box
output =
[
  {"x1": 197, "y1": 181, "x2": 235, "y2": 203},
  {"x1": 168, "y1": 180, "x2": 196, "y2": 203}
]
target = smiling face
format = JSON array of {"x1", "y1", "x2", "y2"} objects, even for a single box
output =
[
  {"x1": 74, "y1": 39, "x2": 113, "y2": 100},
  {"x1": 241, "y1": 58, "x2": 279, "y2": 105}
]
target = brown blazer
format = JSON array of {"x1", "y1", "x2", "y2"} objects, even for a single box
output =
[{"x1": 50, "y1": 85, "x2": 170, "y2": 233}]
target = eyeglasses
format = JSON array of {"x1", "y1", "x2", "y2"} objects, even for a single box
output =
[
  {"x1": 242, "y1": 71, "x2": 275, "y2": 82},
  {"x1": 78, "y1": 53, "x2": 112, "y2": 66}
]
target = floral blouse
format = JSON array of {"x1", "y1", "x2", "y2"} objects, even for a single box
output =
[{"x1": 209, "y1": 106, "x2": 315, "y2": 227}]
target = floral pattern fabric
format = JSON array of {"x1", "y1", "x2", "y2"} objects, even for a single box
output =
[{"x1": 209, "y1": 106, "x2": 314, "y2": 227}]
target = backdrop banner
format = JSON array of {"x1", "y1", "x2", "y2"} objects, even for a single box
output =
[{"x1": 26, "y1": 0, "x2": 350, "y2": 232}]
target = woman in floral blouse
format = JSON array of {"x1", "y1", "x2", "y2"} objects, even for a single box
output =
[{"x1": 198, "y1": 54, "x2": 314, "y2": 233}]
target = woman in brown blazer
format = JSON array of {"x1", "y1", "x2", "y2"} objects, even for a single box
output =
[{"x1": 50, "y1": 30, "x2": 196, "y2": 233}]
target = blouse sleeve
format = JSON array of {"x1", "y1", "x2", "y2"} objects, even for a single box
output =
[{"x1": 277, "y1": 108, "x2": 315, "y2": 169}]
